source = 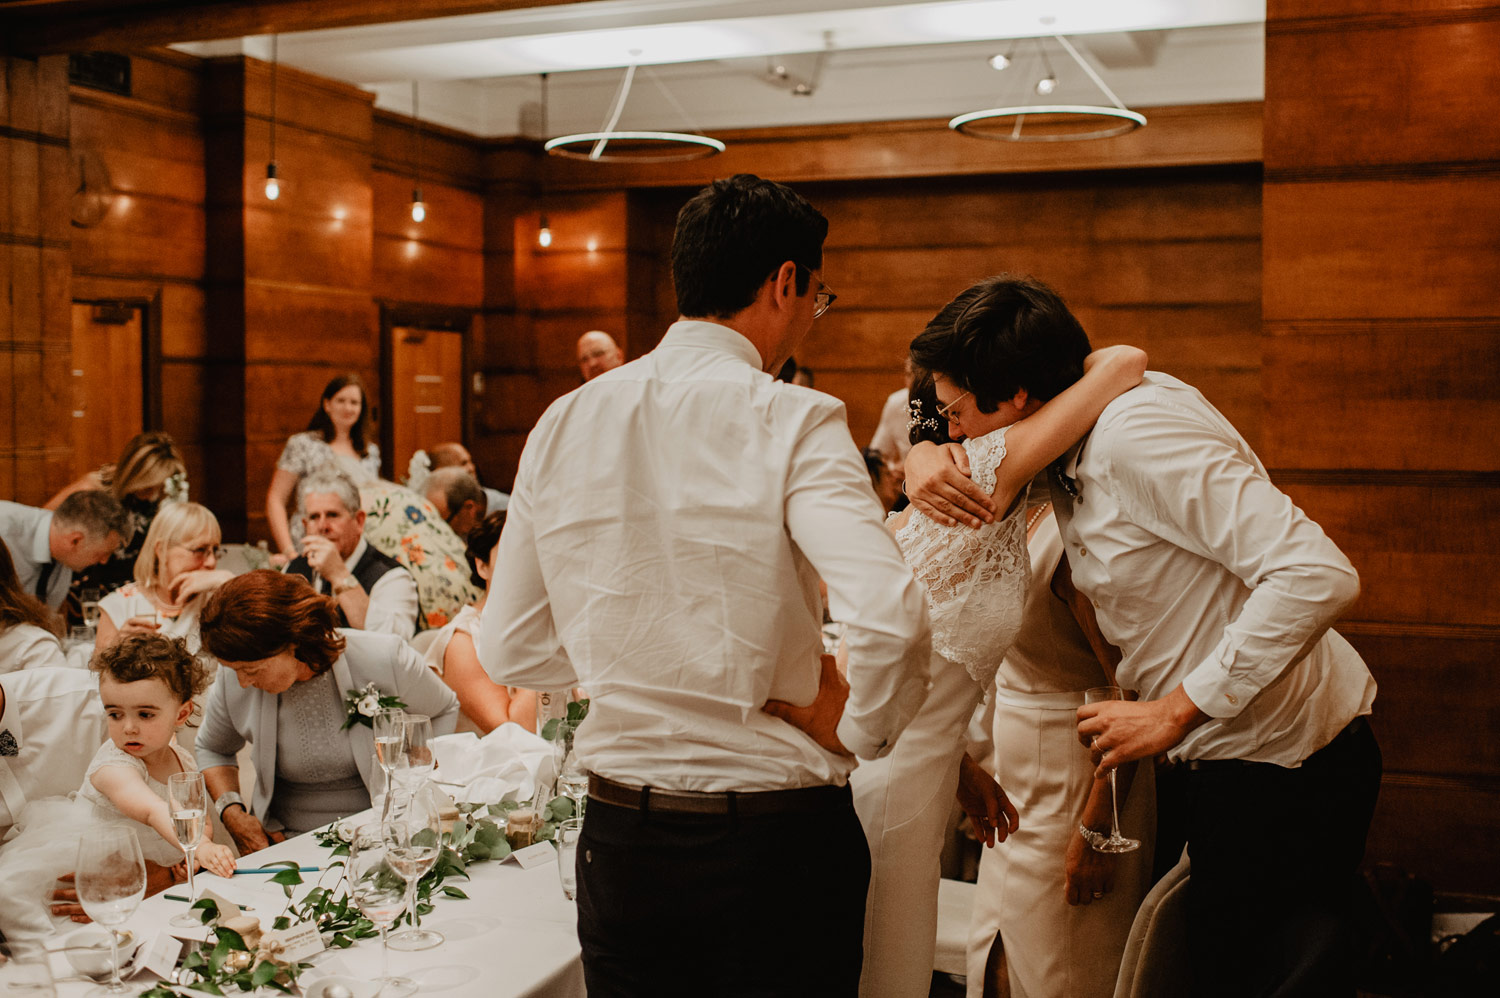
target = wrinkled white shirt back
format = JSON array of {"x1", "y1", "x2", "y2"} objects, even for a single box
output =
[
  {"x1": 481, "y1": 320, "x2": 930, "y2": 791},
  {"x1": 1055, "y1": 373, "x2": 1376, "y2": 767}
]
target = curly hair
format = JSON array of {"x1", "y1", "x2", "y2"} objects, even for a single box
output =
[
  {"x1": 465, "y1": 510, "x2": 507, "y2": 589},
  {"x1": 199, "y1": 570, "x2": 345, "y2": 674},
  {"x1": 92, "y1": 632, "x2": 210, "y2": 705}
]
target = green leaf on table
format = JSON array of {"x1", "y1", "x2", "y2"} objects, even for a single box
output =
[
  {"x1": 188, "y1": 982, "x2": 224, "y2": 996},
  {"x1": 214, "y1": 928, "x2": 247, "y2": 952},
  {"x1": 269, "y1": 868, "x2": 303, "y2": 886},
  {"x1": 440, "y1": 885, "x2": 469, "y2": 899},
  {"x1": 250, "y1": 960, "x2": 279, "y2": 989}
]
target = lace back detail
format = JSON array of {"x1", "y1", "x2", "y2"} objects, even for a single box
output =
[{"x1": 892, "y1": 426, "x2": 1028, "y2": 689}]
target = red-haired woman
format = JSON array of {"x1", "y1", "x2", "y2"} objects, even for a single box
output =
[{"x1": 195, "y1": 570, "x2": 458, "y2": 854}]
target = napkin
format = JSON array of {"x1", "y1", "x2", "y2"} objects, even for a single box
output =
[{"x1": 431, "y1": 724, "x2": 557, "y2": 804}]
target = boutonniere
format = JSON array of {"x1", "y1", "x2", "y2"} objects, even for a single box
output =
[{"x1": 341, "y1": 682, "x2": 405, "y2": 730}]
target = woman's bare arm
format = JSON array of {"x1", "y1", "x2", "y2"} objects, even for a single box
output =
[
  {"x1": 441, "y1": 630, "x2": 515, "y2": 733},
  {"x1": 264, "y1": 468, "x2": 300, "y2": 558}
]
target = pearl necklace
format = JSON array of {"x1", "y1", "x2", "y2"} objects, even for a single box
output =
[{"x1": 1026, "y1": 502, "x2": 1052, "y2": 533}]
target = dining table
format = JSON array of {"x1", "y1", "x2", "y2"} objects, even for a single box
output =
[{"x1": 45, "y1": 807, "x2": 585, "y2": 998}]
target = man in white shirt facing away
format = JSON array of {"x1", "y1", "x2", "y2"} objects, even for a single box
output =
[
  {"x1": 0, "y1": 491, "x2": 128, "y2": 610},
  {"x1": 905, "y1": 274, "x2": 1379, "y2": 998},
  {"x1": 283, "y1": 473, "x2": 418, "y2": 638},
  {"x1": 481, "y1": 174, "x2": 931, "y2": 996}
]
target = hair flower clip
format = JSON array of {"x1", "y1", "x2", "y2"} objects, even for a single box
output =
[
  {"x1": 163, "y1": 470, "x2": 190, "y2": 504},
  {"x1": 906, "y1": 397, "x2": 939, "y2": 433}
]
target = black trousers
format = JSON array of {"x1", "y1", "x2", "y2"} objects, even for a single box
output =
[
  {"x1": 1179, "y1": 719, "x2": 1382, "y2": 998},
  {"x1": 574, "y1": 783, "x2": 870, "y2": 998}
]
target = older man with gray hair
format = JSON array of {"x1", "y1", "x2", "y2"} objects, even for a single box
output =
[
  {"x1": 424, "y1": 467, "x2": 486, "y2": 539},
  {"x1": 284, "y1": 473, "x2": 417, "y2": 636},
  {"x1": 0, "y1": 490, "x2": 128, "y2": 610}
]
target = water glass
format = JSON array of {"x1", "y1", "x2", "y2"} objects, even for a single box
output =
[
  {"x1": 74, "y1": 826, "x2": 146, "y2": 995},
  {"x1": 386, "y1": 783, "x2": 445, "y2": 952},
  {"x1": 392, "y1": 714, "x2": 434, "y2": 789},
  {"x1": 347, "y1": 823, "x2": 415, "y2": 998},
  {"x1": 554, "y1": 818, "x2": 583, "y2": 901},
  {"x1": 166, "y1": 772, "x2": 208, "y2": 927}
]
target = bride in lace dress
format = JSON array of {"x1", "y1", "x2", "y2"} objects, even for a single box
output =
[{"x1": 850, "y1": 289, "x2": 1146, "y2": 996}]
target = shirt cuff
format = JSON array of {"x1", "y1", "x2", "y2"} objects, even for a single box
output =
[
  {"x1": 835, "y1": 714, "x2": 892, "y2": 762},
  {"x1": 1180, "y1": 644, "x2": 1261, "y2": 720}
]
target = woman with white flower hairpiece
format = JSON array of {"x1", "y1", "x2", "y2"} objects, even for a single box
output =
[{"x1": 193, "y1": 570, "x2": 458, "y2": 854}]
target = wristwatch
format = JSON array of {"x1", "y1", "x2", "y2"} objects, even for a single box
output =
[
  {"x1": 331, "y1": 576, "x2": 361, "y2": 596},
  {"x1": 217, "y1": 791, "x2": 247, "y2": 819}
]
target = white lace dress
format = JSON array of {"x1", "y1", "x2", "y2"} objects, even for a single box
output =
[
  {"x1": 851, "y1": 425, "x2": 1030, "y2": 997},
  {"x1": 0, "y1": 741, "x2": 194, "y2": 945}
]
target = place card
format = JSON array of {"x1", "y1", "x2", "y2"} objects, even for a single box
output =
[
  {"x1": 139, "y1": 932, "x2": 185, "y2": 981},
  {"x1": 506, "y1": 841, "x2": 557, "y2": 870},
  {"x1": 261, "y1": 921, "x2": 325, "y2": 963}
]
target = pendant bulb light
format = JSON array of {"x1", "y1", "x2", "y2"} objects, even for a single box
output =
[
  {"x1": 409, "y1": 81, "x2": 425, "y2": 224},
  {"x1": 265, "y1": 34, "x2": 280, "y2": 201},
  {"x1": 538, "y1": 213, "x2": 552, "y2": 248}
]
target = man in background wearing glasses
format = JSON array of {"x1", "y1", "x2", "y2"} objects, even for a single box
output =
[{"x1": 482, "y1": 173, "x2": 929, "y2": 996}]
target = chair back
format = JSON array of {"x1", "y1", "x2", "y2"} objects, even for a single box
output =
[{"x1": 1113, "y1": 850, "x2": 1192, "y2": 998}]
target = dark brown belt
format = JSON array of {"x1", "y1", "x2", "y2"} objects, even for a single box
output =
[
  {"x1": 587, "y1": 773, "x2": 845, "y2": 817},
  {"x1": 1181, "y1": 715, "x2": 1369, "y2": 771}
]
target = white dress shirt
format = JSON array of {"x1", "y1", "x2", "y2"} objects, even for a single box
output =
[
  {"x1": 481, "y1": 320, "x2": 931, "y2": 792},
  {"x1": 0, "y1": 623, "x2": 67, "y2": 675},
  {"x1": 0, "y1": 667, "x2": 107, "y2": 839},
  {"x1": 309, "y1": 538, "x2": 419, "y2": 638},
  {"x1": 0, "y1": 502, "x2": 69, "y2": 610},
  {"x1": 1054, "y1": 372, "x2": 1377, "y2": 767}
]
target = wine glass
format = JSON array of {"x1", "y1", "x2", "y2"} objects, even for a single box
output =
[
  {"x1": 373, "y1": 708, "x2": 405, "y2": 817},
  {"x1": 74, "y1": 826, "x2": 146, "y2": 996},
  {"x1": 554, "y1": 741, "x2": 588, "y2": 819},
  {"x1": 80, "y1": 588, "x2": 102, "y2": 632},
  {"x1": 347, "y1": 823, "x2": 416, "y2": 998},
  {"x1": 1082, "y1": 686, "x2": 1141, "y2": 854},
  {"x1": 391, "y1": 714, "x2": 434, "y2": 790},
  {"x1": 385, "y1": 783, "x2": 445, "y2": 952},
  {"x1": 166, "y1": 772, "x2": 208, "y2": 927}
]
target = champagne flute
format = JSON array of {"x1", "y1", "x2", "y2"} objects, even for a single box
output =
[
  {"x1": 373, "y1": 708, "x2": 405, "y2": 817},
  {"x1": 385, "y1": 783, "x2": 445, "y2": 952},
  {"x1": 1082, "y1": 686, "x2": 1141, "y2": 854},
  {"x1": 166, "y1": 772, "x2": 208, "y2": 927},
  {"x1": 74, "y1": 826, "x2": 146, "y2": 996},
  {"x1": 391, "y1": 714, "x2": 434, "y2": 791},
  {"x1": 347, "y1": 823, "x2": 416, "y2": 998}
]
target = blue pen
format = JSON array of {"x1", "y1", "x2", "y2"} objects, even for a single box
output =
[{"x1": 233, "y1": 865, "x2": 324, "y2": 874}]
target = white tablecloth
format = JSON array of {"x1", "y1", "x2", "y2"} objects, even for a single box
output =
[{"x1": 50, "y1": 810, "x2": 584, "y2": 998}]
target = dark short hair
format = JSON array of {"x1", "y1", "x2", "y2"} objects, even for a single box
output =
[
  {"x1": 428, "y1": 468, "x2": 484, "y2": 519},
  {"x1": 908, "y1": 275, "x2": 1092, "y2": 413},
  {"x1": 671, "y1": 174, "x2": 828, "y2": 319},
  {"x1": 465, "y1": 510, "x2": 507, "y2": 589},
  {"x1": 93, "y1": 632, "x2": 210, "y2": 706},
  {"x1": 199, "y1": 570, "x2": 345, "y2": 674},
  {"x1": 55, "y1": 489, "x2": 130, "y2": 542},
  {"x1": 306, "y1": 373, "x2": 372, "y2": 455}
]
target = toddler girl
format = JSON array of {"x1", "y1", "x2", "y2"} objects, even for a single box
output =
[{"x1": 0, "y1": 634, "x2": 234, "y2": 943}]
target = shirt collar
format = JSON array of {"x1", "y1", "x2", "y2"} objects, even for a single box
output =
[
  {"x1": 1060, "y1": 438, "x2": 1087, "y2": 480},
  {"x1": 345, "y1": 537, "x2": 368, "y2": 570},
  {"x1": 659, "y1": 319, "x2": 765, "y2": 372},
  {"x1": 32, "y1": 511, "x2": 53, "y2": 566}
]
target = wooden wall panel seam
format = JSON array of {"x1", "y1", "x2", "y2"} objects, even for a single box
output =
[
  {"x1": 1267, "y1": 6, "x2": 1500, "y2": 34},
  {"x1": 1340, "y1": 620, "x2": 1500, "y2": 641},
  {"x1": 0, "y1": 233, "x2": 68, "y2": 249},
  {"x1": 1267, "y1": 162, "x2": 1500, "y2": 183},
  {"x1": 1268, "y1": 469, "x2": 1500, "y2": 487},
  {"x1": 68, "y1": 88, "x2": 199, "y2": 126},
  {"x1": 200, "y1": 111, "x2": 374, "y2": 154},
  {"x1": 0, "y1": 124, "x2": 67, "y2": 146},
  {"x1": 1381, "y1": 772, "x2": 1500, "y2": 794}
]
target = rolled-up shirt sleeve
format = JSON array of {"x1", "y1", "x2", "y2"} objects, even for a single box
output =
[
  {"x1": 785, "y1": 404, "x2": 931, "y2": 759},
  {"x1": 1100, "y1": 404, "x2": 1360, "y2": 719},
  {"x1": 479, "y1": 454, "x2": 579, "y2": 692}
]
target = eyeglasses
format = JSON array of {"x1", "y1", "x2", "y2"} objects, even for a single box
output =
[
  {"x1": 936, "y1": 391, "x2": 971, "y2": 422},
  {"x1": 797, "y1": 265, "x2": 838, "y2": 318},
  {"x1": 177, "y1": 543, "x2": 224, "y2": 560}
]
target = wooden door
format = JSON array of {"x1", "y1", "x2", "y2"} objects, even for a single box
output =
[
  {"x1": 389, "y1": 327, "x2": 464, "y2": 478},
  {"x1": 70, "y1": 302, "x2": 144, "y2": 478}
]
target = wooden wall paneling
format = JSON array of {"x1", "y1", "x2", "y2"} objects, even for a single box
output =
[
  {"x1": 1264, "y1": 17, "x2": 1500, "y2": 172},
  {"x1": 1262, "y1": 322, "x2": 1500, "y2": 471},
  {"x1": 1263, "y1": 178, "x2": 1500, "y2": 321},
  {"x1": 372, "y1": 169, "x2": 483, "y2": 252},
  {"x1": 541, "y1": 104, "x2": 1263, "y2": 192},
  {"x1": 242, "y1": 285, "x2": 375, "y2": 364},
  {"x1": 1265, "y1": 0, "x2": 1500, "y2": 893},
  {"x1": 373, "y1": 112, "x2": 484, "y2": 192},
  {"x1": 372, "y1": 235, "x2": 484, "y2": 309}
]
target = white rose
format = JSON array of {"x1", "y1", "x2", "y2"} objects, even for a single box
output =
[
  {"x1": 358, "y1": 694, "x2": 380, "y2": 717},
  {"x1": 334, "y1": 821, "x2": 355, "y2": 843}
]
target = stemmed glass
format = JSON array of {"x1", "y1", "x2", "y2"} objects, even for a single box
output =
[
  {"x1": 166, "y1": 772, "x2": 209, "y2": 927},
  {"x1": 1082, "y1": 686, "x2": 1141, "y2": 854},
  {"x1": 390, "y1": 715, "x2": 434, "y2": 791},
  {"x1": 385, "y1": 783, "x2": 445, "y2": 952},
  {"x1": 554, "y1": 741, "x2": 588, "y2": 819},
  {"x1": 373, "y1": 708, "x2": 405, "y2": 817},
  {"x1": 74, "y1": 826, "x2": 146, "y2": 996},
  {"x1": 347, "y1": 823, "x2": 416, "y2": 998}
]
